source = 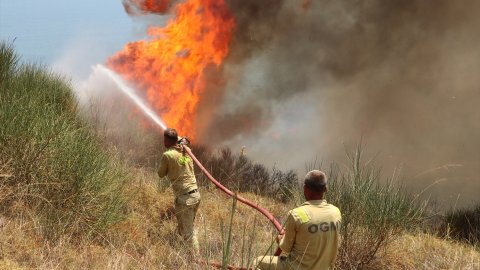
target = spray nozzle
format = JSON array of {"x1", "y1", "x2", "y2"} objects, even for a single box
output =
[{"x1": 178, "y1": 136, "x2": 191, "y2": 146}]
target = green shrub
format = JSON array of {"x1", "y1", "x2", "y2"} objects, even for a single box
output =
[{"x1": 0, "y1": 42, "x2": 129, "y2": 241}]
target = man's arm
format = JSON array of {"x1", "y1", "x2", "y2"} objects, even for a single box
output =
[
  {"x1": 158, "y1": 153, "x2": 168, "y2": 178},
  {"x1": 278, "y1": 212, "x2": 296, "y2": 254}
]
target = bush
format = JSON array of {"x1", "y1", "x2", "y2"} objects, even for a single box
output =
[
  {"x1": 193, "y1": 145, "x2": 298, "y2": 203},
  {"x1": 444, "y1": 203, "x2": 480, "y2": 245},
  {"x1": 0, "y1": 42, "x2": 129, "y2": 241}
]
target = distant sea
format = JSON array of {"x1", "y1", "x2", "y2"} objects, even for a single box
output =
[{"x1": 0, "y1": 0, "x2": 135, "y2": 67}]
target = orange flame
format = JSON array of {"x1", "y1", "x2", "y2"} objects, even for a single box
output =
[{"x1": 108, "y1": 0, "x2": 235, "y2": 138}]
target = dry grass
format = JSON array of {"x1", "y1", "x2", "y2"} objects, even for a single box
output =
[
  {"x1": 0, "y1": 169, "x2": 285, "y2": 269},
  {"x1": 371, "y1": 233, "x2": 480, "y2": 270},
  {"x1": 1, "y1": 170, "x2": 479, "y2": 269}
]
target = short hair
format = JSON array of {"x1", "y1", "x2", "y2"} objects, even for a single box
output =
[
  {"x1": 164, "y1": 128, "x2": 178, "y2": 143},
  {"x1": 304, "y1": 170, "x2": 327, "y2": 192}
]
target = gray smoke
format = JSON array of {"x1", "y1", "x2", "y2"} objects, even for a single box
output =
[{"x1": 196, "y1": 0, "x2": 480, "y2": 207}]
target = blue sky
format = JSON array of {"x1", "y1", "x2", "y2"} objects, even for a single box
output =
[{"x1": 0, "y1": 0, "x2": 140, "y2": 75}]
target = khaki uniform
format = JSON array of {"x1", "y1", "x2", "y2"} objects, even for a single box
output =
[
  {"x1": 158, "y1": 145, "x2": 200, "y2": 250},
  {"x1": 255, "y1": 200, "x2": 341, "y2": 270}
]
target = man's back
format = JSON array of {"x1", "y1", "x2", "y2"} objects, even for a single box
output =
[
  {"x1": 157, "y1": 145, "x2": 197, "y2": 197},
  {"x1": 280, "y1": 200, "x2": 341, "y2": 270}
]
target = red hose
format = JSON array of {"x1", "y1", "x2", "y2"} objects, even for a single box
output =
[
  {"x1": 197, "y1": 259, "x2": 251, "y2": 270},
  {"x1": 182, "y1": 146, "x2": 284, "y2": 268},
  {"x1": 184, "y1": 146, "x2": 283, "y2": 233}
]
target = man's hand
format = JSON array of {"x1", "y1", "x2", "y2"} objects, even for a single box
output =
[
  {"x1": 274, "y1": 234, "x2": 284, "y2": 256},
  {"x1": 276, "y1": 234, "x2": 284, "y2": 244},
  {"x1": 178, "y1": 136, "x2": 191, "y2": 146}
]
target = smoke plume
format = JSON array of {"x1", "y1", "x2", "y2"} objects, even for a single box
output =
[
  {"x1": 96, "y1": 0, "x2": 479, "y2": 207},
  {"x1": 194, "y1": 0, "x2": 480, "y2": 207}
]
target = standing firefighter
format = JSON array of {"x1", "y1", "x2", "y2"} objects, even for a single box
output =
[
  {"x1": 158, "y1": 128, "x2": 200, "y2": 252},
  {"x1": 254, "y1": 170, "x2": 342, "y2": 270}
]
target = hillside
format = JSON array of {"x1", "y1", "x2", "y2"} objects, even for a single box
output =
[
  {"x1": 0, "y1": 175, "x2": 478, "y2": 269},
  {"x1": 1, "y1": 42, "x2": 479, "y2": 269}
]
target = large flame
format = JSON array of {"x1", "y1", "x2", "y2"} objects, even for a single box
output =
[{"x1": 108, "y1": 0, "x2": 235, "y2": 138}]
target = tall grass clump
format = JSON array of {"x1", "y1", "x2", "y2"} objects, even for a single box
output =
[
  {"x1": 0, "y1": 42, "x2": 129, "y2": 241},
  {"x1": 220, "y1": 196, "x2": 237, "y2": 270},
  {"x1": 299, "y1": 146, "x2": 426, "y2": 269}
]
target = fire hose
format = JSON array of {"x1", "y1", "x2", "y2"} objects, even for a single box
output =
[{"x1": 182, "y1": 145, "x2": 284, "y2": 269}]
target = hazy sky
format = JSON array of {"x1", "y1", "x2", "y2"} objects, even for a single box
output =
[{"x1": 0, "y1": 0, "x2": 133, "y2": 75}]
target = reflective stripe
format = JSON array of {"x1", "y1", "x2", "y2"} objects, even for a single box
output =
[
  {"x1": 293, "y1": 207, "x2": 310, "y2": 224},
  {"x1": 178, "y1": 155, "x2": 192, "y2": 165}
]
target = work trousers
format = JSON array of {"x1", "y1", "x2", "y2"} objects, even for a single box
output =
[{"x1": 174, "y1": 191, "x2": 201, "y2": 251}]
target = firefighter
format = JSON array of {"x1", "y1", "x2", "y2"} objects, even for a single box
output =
[
  {"x1": 158, "y1": 128, "x2": 201, "y2": 253},
  {"x1": 254, "y1": 170, "x2": 342, "y2": 270}
]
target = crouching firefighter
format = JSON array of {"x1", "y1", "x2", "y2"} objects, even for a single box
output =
[
  {"x1": 254, "y1": 170, "x2": 342, "y2": 270},
  {"x1": 158, "y1": 128, "x2": 200, "y2": 253}
]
